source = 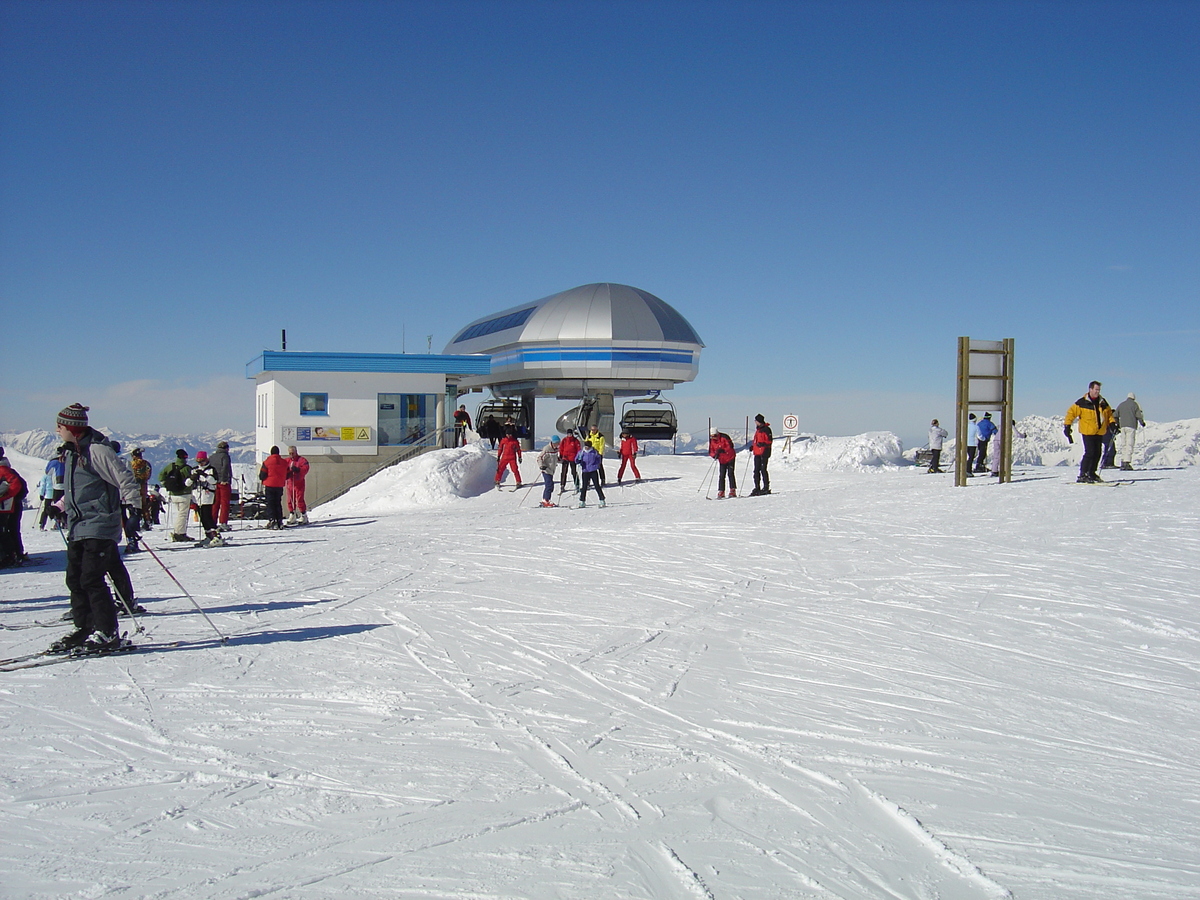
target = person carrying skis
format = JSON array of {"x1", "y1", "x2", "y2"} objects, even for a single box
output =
[
  {"x1": 495, "y1": 432, "x2": 523, "y2": 488},
  {"x1": 1064, "y1": 380, "x2": 1115, "y2": 483},
  {"x1": 49, "y1": 403, "x2": 141, "y2": 654},
  {"x1": 927, "y1": 419, "x2": 948, "y2": 473},
  {"x1": 708, "y1": 428, "x2": 737, "y2": 498},
  {"x1": 536, "y1": 436, "x2": 560, "y2": 507},
  {"x1": 285, "y1": 446, "x2": 310, "y2": 525},
  {"x1": 557, "y1": 430, "x2": 581, "y2": 493},
  {"x1": 158, "y1": 449, "x2": 195, "y2": 542},
  {"x1": 617, "y1": 431, "x2": 642, "y2": 484},
  {"x1": 749, "y1": 414, "x2": 773, "y2": 496},
  {"x1": 577, "y1": 440, "x2": 606, "y2": 508}
]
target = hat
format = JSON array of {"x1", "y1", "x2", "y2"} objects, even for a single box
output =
[
  {"x1": 754, "y1": 414, "x2": 765, "y2": 423},
  {"x1": 56, "y1": 403, "x2": 89, "y2": 429},
  {"x1": 176, "y1": 449, "x2": 188, "y2": 459},
  {"x1": 131, "y1": 448, "x2": 143, "y2": 456},
  {"x1": 550, "y1": 435, "x2": 560, "y2": 444},
  {"x1": 111, "y1": 441, "x2": 121, "y2": 454},
  {"x1": 710, "y1": 428, "x2": 718, "y2": 435},
  {"x1": 969, "y1": 413, "x2": 976, "y2": 420},
  {"x1": 1128, "y1": 392, "x2": 1136, "y2": 400},
  {"x1": 196, "y1": 451, "x2": 208, "y2": 461},
  {"x1": 217, "y1": 441, "x2": 229, "y2": 449},
  {"x1": 983, "y1": 412, "x2": 992, "y2": 419}
]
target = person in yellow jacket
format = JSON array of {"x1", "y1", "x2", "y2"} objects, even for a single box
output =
[
  {"x1": 1064, "y1": 380, "x2": 1115, "y2": 483},
  {"x1": 586, "y1": 424, "x2": 608, "y2": 485}
]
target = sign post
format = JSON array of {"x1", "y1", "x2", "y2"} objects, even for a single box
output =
[{"x1": 956, "y1": 337, "x2": 1015, "y2": 486}]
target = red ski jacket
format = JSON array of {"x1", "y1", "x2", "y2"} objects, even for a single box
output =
[
  {"x1": 558, "y1": 434, "x2": 581, "y2": 462},
  {"x1": 708, "y1": 433, "x2": 736, "y2": 465},
  {"x1": 620, "y1": 436, "x2": 639, "y2": 458},
  {"x1": 497, "y1": 435, "x2": 522, "y2": 463}
]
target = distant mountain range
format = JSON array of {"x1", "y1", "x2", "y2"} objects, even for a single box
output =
[{"x1": 0, "y1": 427, "x2": 255, "y2": 473}]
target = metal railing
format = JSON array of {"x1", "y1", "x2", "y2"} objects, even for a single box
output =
[{"x1": 309, "y1": 425, "x2": 459, "y2": 509}]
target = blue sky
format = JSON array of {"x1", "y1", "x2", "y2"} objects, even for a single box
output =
[{"x1": 2, "y1": 0, "x2": 1196, "y2": 446}]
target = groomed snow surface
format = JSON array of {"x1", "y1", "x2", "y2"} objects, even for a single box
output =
[{"x1": 3, "y1": 440, "x2": 1198, "y2": 899}]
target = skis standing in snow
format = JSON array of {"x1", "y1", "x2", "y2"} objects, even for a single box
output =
[
  {"x1": 536, "y1": 436, "x2": 560, "y2": 507},
  {"x1": 51, "y1": 403, "x2": 142, "y2": 654},
  {"x1": 708, "y1": 428, "x2": 738, "y2": 498}
]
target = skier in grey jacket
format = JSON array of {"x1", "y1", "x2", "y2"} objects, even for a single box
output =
[
  {"x1": 1115, "y1": 393, "x2": 1146, "y2": 471},
  {"x1": 50, "y1": 404, "x2": 142, "y2": 654}
]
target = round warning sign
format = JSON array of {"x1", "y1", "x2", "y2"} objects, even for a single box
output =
[{"x1": 782, "y1": 414, "x2": 799, "y2": 436}]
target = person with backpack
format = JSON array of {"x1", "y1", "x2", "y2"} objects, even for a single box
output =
[
  {"x1": 158, "y1": 449, "x2": 195, "y2": 542},
  {"x1": 749, "y1": 414, "x2": 774, "y2": 496},
  {"x1": 708, "y1": 428, "x2": 737, "y2": 498},
  {"x1": 49, "y1": 403, "x2": 142, "y2": 654},
  {"x1": 209, "y1": 441, "x2": 233, "y2": 531}
]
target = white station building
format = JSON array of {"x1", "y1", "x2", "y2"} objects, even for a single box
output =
[{"x1": 248, "y1": 283, "x2": 703, "y2": 505}]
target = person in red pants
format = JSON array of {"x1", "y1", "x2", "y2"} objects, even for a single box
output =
[
  {"x1": 495, "y1": 432, "x2": 523, "y2": 488},
  {"x1": 285, "y1": 446, "x2": 310, "y2": 525},
  {"x1": 617, "y1": 431, "x2": 642, "y2": 484}
]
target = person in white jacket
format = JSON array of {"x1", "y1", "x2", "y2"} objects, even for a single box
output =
[{"x1": 927, "y1": 420, "x2": 948, "y2": 473}]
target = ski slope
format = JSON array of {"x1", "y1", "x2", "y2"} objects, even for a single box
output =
[{"x1": 2, "y1": 442, "x2": 1198, "y2": 899}]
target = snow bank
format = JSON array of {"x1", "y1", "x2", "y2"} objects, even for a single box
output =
[
  {"x1": 772, "y1": 431, "x2": 906, "y2": 471},
  {"x1": 319, "y1": 443, "x2": 497, "y2": 515}
]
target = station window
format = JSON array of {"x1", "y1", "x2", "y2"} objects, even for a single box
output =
[{"x1": 300, "y1": 393, "x2": 329, "y2": 416}]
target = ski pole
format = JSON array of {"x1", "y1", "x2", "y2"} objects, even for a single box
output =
[
  {"x1": 740, "y1": 449, "x2": 753, "y2": 492},
  {"x1": 141, "y1": 543, "x2": 229, "y2": 643},
  {"x1": 697, "y1": 458, "x2": 716, "y2": 494}
]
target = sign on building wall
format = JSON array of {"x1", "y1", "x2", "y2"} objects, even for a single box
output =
[{"x1": 282, "y1": 426, "x2": 373, "y2": 443}]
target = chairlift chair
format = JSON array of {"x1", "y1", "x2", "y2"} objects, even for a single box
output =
[{"x1": 619, "y1": 396, "x2": 678, "y2": 441}]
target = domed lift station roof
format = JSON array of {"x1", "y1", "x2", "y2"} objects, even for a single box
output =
[{"x1": 444, "y1": 283, "x2": 704, "y2": 398}]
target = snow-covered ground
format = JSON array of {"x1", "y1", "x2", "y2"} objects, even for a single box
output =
[{"x1": 2, "y1": 440, "x2": 1198, "y2": 899}]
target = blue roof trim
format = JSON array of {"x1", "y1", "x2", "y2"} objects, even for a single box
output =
[
  {"x1": 247, "y1": 351, "x2": 491, "y2": 378},
  {"x1": 490, "y1": 347, "x2": 697, "y2": 366}
]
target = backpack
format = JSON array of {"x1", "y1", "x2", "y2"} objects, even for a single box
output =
[{"x1": 161, "y1": 465, "x2": 186, "y2": 494}]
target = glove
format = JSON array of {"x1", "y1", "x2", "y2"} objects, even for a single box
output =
[
  {"x1": 185, "y1": 477, "x2": 194, "y2": 487},
  {"x1": 1063, "y1": 426, "x2": 1073, "y2": 444}
]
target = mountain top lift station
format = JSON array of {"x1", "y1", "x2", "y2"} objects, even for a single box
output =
[{"x1": 446, "y1": 282, "x2": 705, "y2": 447}]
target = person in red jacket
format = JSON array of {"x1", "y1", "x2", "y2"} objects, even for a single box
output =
[
  {"x1": 557, "y1": 430, "x2": 581, "y2": 493},
  {"x1": 260, "y1": 446, "x2": 290, "y2": 529},
  {"x1": 617, "y1": 431, "x2": 642, "y2": 484},
  {"x1": 285, "y1": 446, "x2": 310, "y2": 525},
  {"x1": 749, "y1": 414, "x2": 773, "y2": 496},
  {"x1": 495, "y1": 433, "x2": 523, "y2": 488},
  {"x1": 708, "y1": 428, "x2": 737, "y2": 498}
]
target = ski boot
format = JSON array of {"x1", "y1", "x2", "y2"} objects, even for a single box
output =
[
  {"x1": 728, "y1": 489, "x2": 736, "y2": 498},
  {"x1": 49, "y1": 628, "x2": 89, "y2": 653}
]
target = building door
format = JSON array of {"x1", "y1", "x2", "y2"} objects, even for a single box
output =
[{"x1": 378, "y1": 394, "x2": 436, "y2": 446}]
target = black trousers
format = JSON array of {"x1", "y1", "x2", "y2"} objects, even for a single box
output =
[
  {"x1": 975, "y1": 439, "x2": 990, "y2": 471},
  {"x1": 265, "y1": 486, "x2": 285, "y2": 525},
  {"x1": 718, "y1": 461, "x2": 737, "y2": 492},
  {"x1": 1080, "y1": 434, "x2": 1104, "y2": 479},
  {"x1": 580, "y1": 470, "x2": 605, "y2": 502},
  {"x1": 929, "y1": 448, "x2": 943, "y2": 471},
  {"x1": 559, "y1": 460, "x2": 578, "y2": 490},
  {"x1": 754, "y1": 455, "x2": 770, "y2": 491},
  {"x1": 66, "y1": 538, "x2": 119, "y2": 636}
]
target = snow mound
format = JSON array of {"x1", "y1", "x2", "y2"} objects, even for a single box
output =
[
  {"x1": 319, "y1": 443, "x2": 497, "y2": 516},
  {"x1": 773, "y1": 431, "x2": 906, "y2": 471}
]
